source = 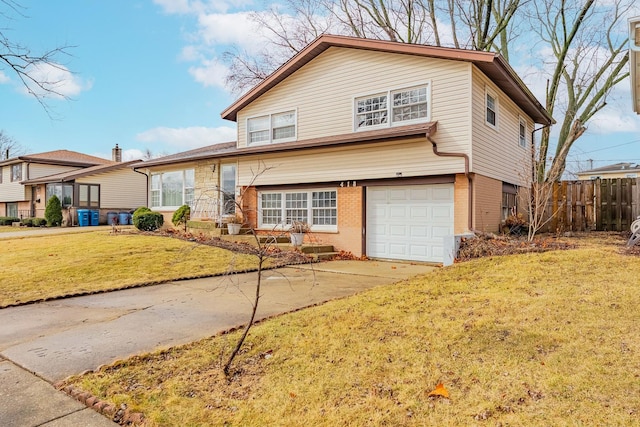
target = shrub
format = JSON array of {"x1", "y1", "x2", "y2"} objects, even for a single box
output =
[
  {"x1": 134, "y1": 211, "x2": 164, "y2": 231},
  {"x1": 0, "y1": 217, "x2": 20, "y2": 225},
  {"x1": 132, "y1": 206, "x2": 152, "y2": 222},
  {"x1": 32, "y1": 218, "x2": 47, "y2": 227},
  {"x1": 44, "y1": 195, "x2": 63, "y2": 226},
  {"x1": 172, "y1": 204, "x2": 190, "y2": 226},
  {"x1": 21, "y1": 218, "x2": 33, "y2": 227}
]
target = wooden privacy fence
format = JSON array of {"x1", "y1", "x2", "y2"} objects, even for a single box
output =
[{"x1": 538, "y1": 178, "x2": 640, "y2": 232}]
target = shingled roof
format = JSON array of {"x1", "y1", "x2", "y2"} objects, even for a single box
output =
[
  {"x1": 0, "y1": 149, "x2": 114, "y2": 167},
  {"x1": 221, "y1": 34, "x2": 554, "y2": 126}
]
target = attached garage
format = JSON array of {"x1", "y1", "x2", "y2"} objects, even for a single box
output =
[{"x1": 366, "y1": 184, "x2": 454, "y2": 263}]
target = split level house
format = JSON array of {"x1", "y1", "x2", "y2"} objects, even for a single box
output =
[
  {"x1": 0, "y1": 145, "x2": 147, "y2": 224},
  {"x1": 135, "y1": 34, "x2": 554, "y2": 263}
]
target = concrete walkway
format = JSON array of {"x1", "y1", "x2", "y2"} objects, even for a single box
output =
[{"x1": 0, "y1": 259, "x2": 435, "y2": 426}]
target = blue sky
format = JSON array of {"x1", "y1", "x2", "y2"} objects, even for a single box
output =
[{"x1": 1, "y1": 0, "x2": 640, "y2": 176}]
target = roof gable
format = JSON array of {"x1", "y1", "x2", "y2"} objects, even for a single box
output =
[{"x1": 221, "y1": 34, "x2": 553, "y2": 125}]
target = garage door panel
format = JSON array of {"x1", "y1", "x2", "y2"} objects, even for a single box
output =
[
  {"x1": 389, "y1": 224, "x2": 408, "y2": 236},
  {"x1": 433, "y1": 206, "x2": 453, "y2": 219},
  {"x1": 366, "y1": 184, "x2": 454, "y2": 263}
]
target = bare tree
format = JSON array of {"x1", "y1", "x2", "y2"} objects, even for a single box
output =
[
  {"x1": 0, "y1": 129, "x2": 25, "y2": 159},
  {"x1": 219, "y1": 162, "x2": 315, "y2": 376},
  {"x1": 1, "y1": 0, "x2": 74, "y2": 112},
  {"x1": 223, "y1": 0, "x2": 633, "y2": 186},
  {"x1": 224, "y1": 0, "x2": 523, "y2": 95},
  {"x1": 531, "y1": 0, "x2": 634, "y2": 183}
]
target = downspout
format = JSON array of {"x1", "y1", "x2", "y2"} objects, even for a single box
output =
[
  {"x1": 427, "y1": 135, "x2": 473, "y2": 231},
  {"x1": 133, "y1": 168, "x2": 150, "y2": 208}
]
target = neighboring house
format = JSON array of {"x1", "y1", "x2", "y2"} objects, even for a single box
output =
[
  {"x1": 631, "y1": 16, "x2": 640, "y2": 114},
  {"x1": 135, "y1": 35, "x2": 553, "y2": 263},
  {"x1": 0, "y1": 145, "x2": 147, "y2": 224},
  {"x1": 576, "y1": 163, "x2": 640, "y2": 180}
]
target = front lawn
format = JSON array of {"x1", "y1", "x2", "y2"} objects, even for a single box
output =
[
  {"x1": 0, "y1": 231, "x2": 259, "y2": 307},
  {"x1": 64, "y1": 235, "x2": 640, "y2": 426}
]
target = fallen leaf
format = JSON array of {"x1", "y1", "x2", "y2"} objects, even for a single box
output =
[{"x1": 428, "y1": 382, "x2": 450, "y2": 399}]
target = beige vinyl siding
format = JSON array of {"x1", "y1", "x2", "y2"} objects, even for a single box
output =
[
  {"x1": 28, "y1": 164, "x2": 82, "y2": 180},
  {"x1": 470, "y1": 66, "x2": 533, "y2": 186},
  {"x1": 0, "y1": 179, "x2": 27, "y2": 201},
  {"x1": 76, "y1": 169, "x2": 147, "y2": 209},
  {"x1": 237, "y1": 138, "x2": 464, "y2": 186},
  {"x1": 237, "y1": 47, "x2": 472, "y2": 155}
]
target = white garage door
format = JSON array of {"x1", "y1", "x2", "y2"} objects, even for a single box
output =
[{"x1": 366, "y1": 184, "x2": 454, "y2": 263}]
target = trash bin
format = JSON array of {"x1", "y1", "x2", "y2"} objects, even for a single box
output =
[
  {"x1": 107, "y1": 211, "x2": 118, "y2": 225},
  {"x1": 90, "y1": 210, "x2": 100, "y2": 226},
  {"x1": 118, "y1": 212, "x2": 130, "y2": 226},
  {"x1": 77, "y1": 209, "x2": 89, "y2": 227}
]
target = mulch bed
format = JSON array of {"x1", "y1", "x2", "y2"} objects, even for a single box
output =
[
  {"x1": 155, "y1": 229, "x2": 314, "y2": 265},
  {"x1": 457, "y1": 232, "x2": 575, "y2": 261}
]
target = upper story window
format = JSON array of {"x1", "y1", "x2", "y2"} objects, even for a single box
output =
[
  {"x1": 485, "y1": 88, "x2": 498, "y2": 129},
  {"x1": 247, "y1": 110, "x2": 296, "y2": 145},
  {"x1": 355, "y1": 84, "x2": 429, "y2": 130},
  {"x1": 519, "y1": 118, "x2": 527, "y2": 148},
  {"x1": 11, "y1": 164, "x2": 22, "y2": 182}
]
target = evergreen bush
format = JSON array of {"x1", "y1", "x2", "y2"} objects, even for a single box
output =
[
  {"x1": 133, "y1": 211, "x2": 164, "y2": 231},
  {"x1": 172, "y1": 204, "x2": 190, "y2": 226},
  {"x1": 44, "y1": 195, "x2": 63, "y2": 226}
]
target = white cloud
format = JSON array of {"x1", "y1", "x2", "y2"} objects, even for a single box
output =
[
  {"x1": 21, "y1": 63, "x2": 92, "y2": 98},
  {"x1": 122, "y1": 149, "x2": 147, "y2": 161},
  {"x1": 153, "y1": 0, "x2": 252, "y2": 15},
  {"x1": 188, "y1": 59, "x2": 229, "y2": 89},
  {"x1": 587, "y1": 109, "x2": 640, "y2": 134},
  {"x1": 136, "y1": 126, "x2": 236, "y2": 148},
  {"x1": 197, "y1": 12, "x2": 258, "y2": 47},
  {"x1": 0, "y1": 71, "x2": 10, "y2": 84}
]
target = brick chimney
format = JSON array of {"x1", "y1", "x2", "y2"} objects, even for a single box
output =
[{"x1": 112, "y1": 144, "x2": 122, "y2": 162}]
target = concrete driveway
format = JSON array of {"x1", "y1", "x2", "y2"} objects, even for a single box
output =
[{"x1": 0, "y1": 260, "x2": 435, "y2": 426}]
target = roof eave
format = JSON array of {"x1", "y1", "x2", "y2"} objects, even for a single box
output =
[{"x1": 221, "y1": 34, "x2": 553, "y2": 125}]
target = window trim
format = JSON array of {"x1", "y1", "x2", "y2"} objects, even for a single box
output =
[
  {"x1": 46, "y1": 183, "x2": 75, "y2": 208},
  {"x1": 518, "y1": 116, "x2": 527, "y2": 148},
  {"x1": 220, "y1": 163, "x2": 237, "y2": 216},
  {"x1": 353, "y1": 82, "x2": 431, "y2": 131},
  {"x1": 150, "y1": 169, "x2": 195, "y2": 210},
  {"x1": 76, "y1": 183, "x2": 100, "y2": 208},
  {"x1": 485, "y1": 87, "x2": 498, "y2": 130},
  {"x1": 11, "y1": 164, "x2": 22, "y2": 182},
  {"x1": 257, "y1": 189, "x2": 338, "y2": 232},
  {"x1": 246, "y1": 109, "x2": 297, "y2": 146}
]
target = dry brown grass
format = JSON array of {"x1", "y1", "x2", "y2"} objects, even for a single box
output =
[
  {"x1": 0, "y1": 230, "x2": 259, "y2": 307},
  {"x1": 65, "y1": 234, "x2": 640, "y2": 426}
]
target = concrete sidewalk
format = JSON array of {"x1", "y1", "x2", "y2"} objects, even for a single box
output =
[{"x1": 0, "y1": 260, "x2": 435, "y2": 426}]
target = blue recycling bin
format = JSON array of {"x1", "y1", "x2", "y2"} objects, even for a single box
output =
[
  {"x1": 77, "y1": 209, "x2": 90, "y2": 227},
  {"x1": 118, "y1": 212, "x2": 130, "y2": 226},
  {"x1": 90, "y1": 210, "x2": 100, "y2": 226},
  {"x1": 107, "y1": 211, "x2": 118, "y2": 225}
]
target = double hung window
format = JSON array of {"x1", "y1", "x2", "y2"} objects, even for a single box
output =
[
  {"x1": 355, "y1": 84, "x2": 429, "y2": 130},
  {"x1": 11, "y1": 164, "x2": 22, "y2": 182},
  {"x1": 247, "y1": 110, "x2": 296, "y2": 145},
  {"x1": 259, "y1": 189, "x2": 337, "y2": 230},
  {"x1": 519, "y1": 118, "x2": 527, "y2": 148},
  {"x1": 486, "y1": 88, "x2": 498, "y2": 128}
]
